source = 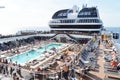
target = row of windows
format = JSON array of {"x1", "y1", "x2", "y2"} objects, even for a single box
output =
[
  {"x1": 60, "y1": 19, "x2": 75, "y2": 23},
  {"x1": 52, "y1": 8, "x2": 98, "y2": 19},
  {"x1": 58, "y1": 13, "x2": 67, "y2": 17},
  {"x1": 77, "y1": 19, "x2": 100, "y2": 23},
  {"x1": 52, "y1": 9, "x2": 68, "y2": 19},
  {"x1": 78, "y1": 8, "x2": 97, "y2": 17},
  {"x1": 78, "y1": 12, "x2": 91, "y2": 16},
  {"x1": 51, "y1": 19, "x2": 100, "y2": 23},
  {"x1": 53, "y1": 12, "x2": 97, "y2": 19},
  {"x1": 78, "y1": 14, "x2": 97, "y2": 17}
]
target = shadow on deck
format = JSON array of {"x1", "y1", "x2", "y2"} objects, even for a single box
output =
[{"x1": 87, "y1": 73, "x2": 102, "y2": 80}]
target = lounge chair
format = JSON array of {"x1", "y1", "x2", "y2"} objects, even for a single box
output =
[
  {"x1": 37, "y1": 56, "x2": 45, "y2": 61},
  {"x1": 47, "y1": 73, "x2": 58, "y2": 80},
  {"x1": 48, "y1": 60, "x2": 56, "y2": 66},
  {"x1": 31, "y1": 61, "x2": 39, "y2": 66},
  {"x1": 40, "y1": 64, "x2": 50, "y2": 70}
]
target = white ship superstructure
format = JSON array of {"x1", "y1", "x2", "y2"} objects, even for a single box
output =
[{"x1": 49, "y1": 5, "x2": 103, "y2": 33}]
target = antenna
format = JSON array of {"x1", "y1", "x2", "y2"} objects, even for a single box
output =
[
  {"x1": 85, "y1": 0, "x2": 89, "y2": 4},
  {"x1": 82, "y1": 0, "x2": 88, "y2": 8}
]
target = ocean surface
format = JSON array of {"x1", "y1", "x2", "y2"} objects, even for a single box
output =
[{"x1": 106, "y1": 27, "x2": 120, "y2": 44}]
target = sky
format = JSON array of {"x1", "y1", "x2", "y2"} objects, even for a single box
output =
[{"x1": 0, "y1": 0, "x2": 120, "y2": 35}]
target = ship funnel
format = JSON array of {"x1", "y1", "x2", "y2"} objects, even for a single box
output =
[{"x1": 72, "y1": 5, "x2": 78, "y2": 13}]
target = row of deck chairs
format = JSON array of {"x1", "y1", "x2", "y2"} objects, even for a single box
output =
[{"x1": 78, "y1": 40, "x2": 98, "y2": 69}]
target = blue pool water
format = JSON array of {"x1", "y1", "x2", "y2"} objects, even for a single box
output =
[{"x1": 7, "y1": 43, "x2": 62, "y2": 65}]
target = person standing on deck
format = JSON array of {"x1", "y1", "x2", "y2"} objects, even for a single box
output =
[
  {"x1": 69, "y1": 68, "x2": 78, "y2": 80},
  {"x1": 17, "y1": 64, "x2": 23, "y2": 78},
  {"x1": 117, "y1": 63, "x2": 120, "y2": 71},
  {"x1": 62, "y1": 63, "x2": 69, "y2": 80},
  {"x1": 10, "y1": 66, "x2": 13, "y2": 76}
]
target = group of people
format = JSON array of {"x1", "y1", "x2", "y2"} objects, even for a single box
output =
[
  {"x1": 0, "y1": 58, "x2": 23, "y2": 79},
  {"x1": 108, "y1": 50, "x2": 120, "y2": 71}
]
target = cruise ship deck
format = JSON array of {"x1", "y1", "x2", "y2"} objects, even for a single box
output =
[
  {"x1": 0, "y1": 4, "x2": 120, "y2": 80},
  {"x1": 0, "y1": 32, "x2": 119, "y2": 80}
]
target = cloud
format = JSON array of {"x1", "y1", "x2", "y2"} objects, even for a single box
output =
[{"x1": 0, "y1": 0, "x2": 120, "y2": 35}]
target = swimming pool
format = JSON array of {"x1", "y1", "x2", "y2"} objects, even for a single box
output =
[{"x1": 7, "y1": 43, "x2": 62, "y2": 65}]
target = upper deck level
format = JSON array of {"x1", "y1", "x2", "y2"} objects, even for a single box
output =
[
  {"x1": 52, "y1": 5, "x2": 99, "y2": 19},
  {"x1": 49, "y1": 5, "x2": 103, "y2": 31}
]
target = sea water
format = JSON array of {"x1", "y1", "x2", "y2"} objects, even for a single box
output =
[
  {"x1": 105, "y1": 27, "x2": 120, "y2": 60},
  {"x1": 106, "y1": 27, "x2": 120, "y2": 44}
]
